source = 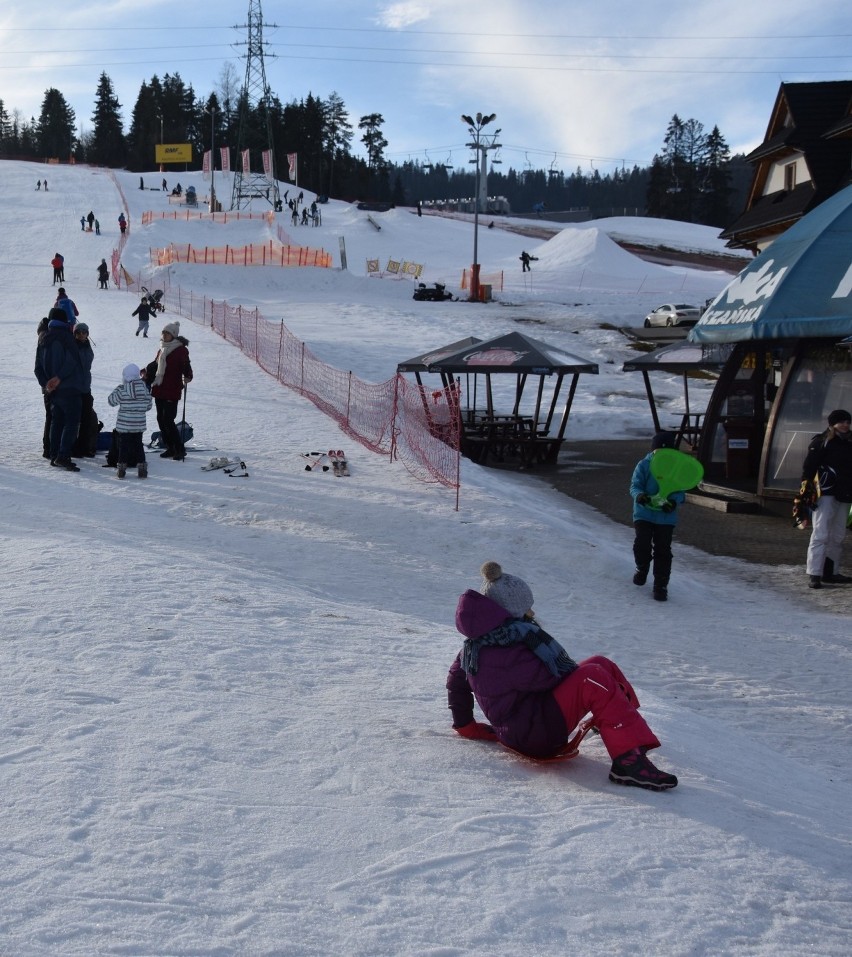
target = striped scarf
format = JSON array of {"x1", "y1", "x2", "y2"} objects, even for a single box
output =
[{"x1": 462, "y1": 619, "x2": 578, "y2": 677}]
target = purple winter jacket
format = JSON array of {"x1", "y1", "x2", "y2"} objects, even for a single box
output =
[{"x1": 447, "y1": 590, "x2": 568, "y2": 757}]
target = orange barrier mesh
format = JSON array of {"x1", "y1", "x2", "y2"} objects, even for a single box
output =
[
  {"x1": 122, "y1": 273, "x2": 461, "y2": 498},
  {"x1": 460, "y1": 269, "x2": 504, "y2": 291},
  {"x1": 141, "y1": 210, "x2": 275, "y2": 225},
  {"x1": 151, "y1": 241, "x2": 332, "y2": 268}
]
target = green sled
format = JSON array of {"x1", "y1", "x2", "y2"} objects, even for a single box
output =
[{"x1": 648, "y1": 448, "x2": 705, "y2": 509}]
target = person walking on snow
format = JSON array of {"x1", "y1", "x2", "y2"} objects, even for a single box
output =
[
  {"x1": 51, "y1": 253, "x2": 64, "y2": 285},
  {"x1": 446, "y1": 561, "x2": 678, "y2": 791},
  {"x1": 801, "y1": 409, "x2": 852, "y2": 588},
  {"x1": 54, "y1": 288, "x2": 79, "y2": 326},
  {"x1": 97, "y1": 259, "x2": 109, "y2": 289},
  {"x1": 629, "y1": 431, "x2": 686, "y2": 602},
  {"x1": 131, "y1": 296, "x2": 155, "y2": 337}
]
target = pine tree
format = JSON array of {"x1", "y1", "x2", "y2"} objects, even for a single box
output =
[
  {"x1": 90, "y1": 73, "x2": 127, "y2": 167},
  {"x1": 36, "y1": 89, "x2": 75, "y2": 160}
]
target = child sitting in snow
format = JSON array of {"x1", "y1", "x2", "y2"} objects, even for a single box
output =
[
  {"x1": 107, "y1": 363, "x2": 153, "y2": 479},
  {"x1": 446, "y1": 561, "x2": 678, "y2": 791}
]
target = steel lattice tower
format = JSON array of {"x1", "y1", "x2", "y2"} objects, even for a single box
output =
[{"x1": 230, "y1": 0, "x2": 280, "y2": 210}]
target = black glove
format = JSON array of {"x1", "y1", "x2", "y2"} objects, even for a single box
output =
[
  {"x1": 661, "y1": 499, "x2": 676, "y2": 514},
  {"x1": 636, "y1": 493, "x2": 650, "y2": 505}
]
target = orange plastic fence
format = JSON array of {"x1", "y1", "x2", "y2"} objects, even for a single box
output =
[
  {"x1": 460, "y1": 269, "x2": 504, "y2": 291},
  {"x1": 141, "y1": 210, "x2": 275, "y2": 225},
  {"x1": 122, "y1": 273, "x2": 461, "y2": 495},
  {"x1": 151, "y1": 241, "x2": 332, "y2": 268}
]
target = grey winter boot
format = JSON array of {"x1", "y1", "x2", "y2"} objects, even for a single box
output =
[
  {"x1": 138, "y1": 462, "x2": 148, "y2": 479},
  {"x1": 117, "y1": 462, "x2": 127, "y2": 479}
]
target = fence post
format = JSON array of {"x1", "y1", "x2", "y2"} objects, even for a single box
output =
[{"x1": 277, "y1": 320, "x2": 285, "y2": 381}]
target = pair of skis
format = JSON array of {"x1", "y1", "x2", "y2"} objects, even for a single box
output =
[
  {"x1": 201, "y1": 456, "x2": 249, "y2": 477},
  {"x1": 301, "y1": 450, "x2": 349, "y2": 476}
]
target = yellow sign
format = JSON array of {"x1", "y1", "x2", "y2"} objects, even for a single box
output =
[{"x1": 156, "y1": 143, "x2": 192, "y2": 164}]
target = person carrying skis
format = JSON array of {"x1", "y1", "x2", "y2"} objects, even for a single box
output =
[
  {"x1": 629, "y1": 431, "x2": 685, "y2": 602},
  {"x1": 447, "y1": 561, "x2": 677, "y2": 790}
]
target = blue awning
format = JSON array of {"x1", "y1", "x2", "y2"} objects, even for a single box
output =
[{"x1": 690, "y1": 184, "x2": 852, "y2": 343}]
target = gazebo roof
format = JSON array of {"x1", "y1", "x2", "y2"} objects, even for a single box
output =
[{"x1": 418, "y1": 331, "x2": 598, "y2": 375}]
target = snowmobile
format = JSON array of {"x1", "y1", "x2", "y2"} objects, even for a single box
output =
[{"x1": 413, "y1": 282, "x2": 457, "y2": 302}]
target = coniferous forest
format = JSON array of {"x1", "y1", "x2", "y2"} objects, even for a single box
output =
[{"x1": 0, "y1": 71, "x2": 750, "y2": 227}]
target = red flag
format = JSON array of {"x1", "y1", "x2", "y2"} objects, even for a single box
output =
[
  {"x1": 202, "y1": 150, "x2": 210, "y2": 179},
  {"x1": 262, "y1": 149, "x2": 272, "y2": 177},
  {"x1": 287, "y1": 153, "x2": 297, "y2": 181},
  {"x1": 241, "y1": 149, "x2": 250, "y2": 174},
  {"x1": 220, "y1": 147, "x2": 230, "y2": 173}
]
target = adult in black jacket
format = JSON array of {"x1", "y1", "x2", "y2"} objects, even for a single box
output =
[
  {"x1": 34, "y1": 308, "x2": 86, "y2": 470},
  {"x1": 801, "y1": 409, "x2": 852, "y2": 588}
]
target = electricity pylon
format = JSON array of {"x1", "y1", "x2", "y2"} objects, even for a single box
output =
[{"x1": 230, "y1": 0, "x2": 280, "y2": 210}]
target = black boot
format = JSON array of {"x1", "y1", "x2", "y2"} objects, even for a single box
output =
[
  {"x1": 823, "y1": 558, "x2": 852, "y2": 584},
  {"x1": 633, "y1": 566, "x2": 649, "y2": 586}
]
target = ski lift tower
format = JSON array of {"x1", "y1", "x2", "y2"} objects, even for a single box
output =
[{"x1": 230, "y1": 0, "x2": 280, "y2": 210}]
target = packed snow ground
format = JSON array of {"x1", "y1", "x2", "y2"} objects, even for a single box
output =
[{"x1": 2, "y1": 160, "x2": 850, "y2": 956}]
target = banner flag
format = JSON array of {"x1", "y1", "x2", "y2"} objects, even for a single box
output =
[
  {"x1": 241, "y1": 149, "x2": 250, "y2": 174},
  {"x1": 220, "y1": 147, "x2": 230, "y2": 173},
  {"x1": 287, "y1": 152, "x2": 297, "y2": 181},
  {"x1": 262, "y1": 149, "x2": 272, "y2": 177},
  {"x1": 202, "y1": 150, "x2": 210, "y2": 179}
]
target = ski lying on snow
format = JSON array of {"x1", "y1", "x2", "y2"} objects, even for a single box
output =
[
  {"x1": 328, "y1": 449, "x2": 350, "y2": 476},
  {"x1": 201, "y1": 456, "x2": 243, "y2": 472}
]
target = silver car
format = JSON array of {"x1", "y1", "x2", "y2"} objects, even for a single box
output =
[{"x1": 643, "y1": 303, "x2": 702, "y2": 328}]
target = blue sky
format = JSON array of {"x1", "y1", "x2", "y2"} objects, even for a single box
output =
[{"x1": 3, "y1": 0, "x2": 851, "y2": 175}]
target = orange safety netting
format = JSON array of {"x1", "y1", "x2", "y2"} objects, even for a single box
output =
[
  {"x1": 122, "y1": 274, "x2": 461, "y2": 498},
  {"x1": 151, "y1": 241, "x2": 332, "y2": 268},
  {"x1": 142, "y1": 210, "x2": 275, "y2": 225},
  {"x1": 460, "y1": 269, "x2": 504, "y2": 291}
]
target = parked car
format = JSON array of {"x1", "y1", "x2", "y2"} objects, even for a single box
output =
[{"x1": 643, "y1": 303, "x2": 702, "y2": 328}]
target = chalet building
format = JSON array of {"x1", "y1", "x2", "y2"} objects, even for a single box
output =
[{"x1": 720, "y1": 80, "x2": 852, "y2": 254}]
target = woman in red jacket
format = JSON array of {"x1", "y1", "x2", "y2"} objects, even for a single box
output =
[
  {"x1": 446, "y1": 561, "x2": 677, "y2": 791},
  {"x1": 143, "y1": 321, "x2": 193, "y2": 460}
]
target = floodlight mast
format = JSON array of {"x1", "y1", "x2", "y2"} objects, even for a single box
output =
[{"x1": 461, "y1": 112, "x2": 500, "y2": 302}]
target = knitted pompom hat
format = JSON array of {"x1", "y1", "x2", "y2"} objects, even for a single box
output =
[
  {"x1": 480, "y1": 561, "x2": 534, "y2": 619},
  {"x1": 162, "y1": 320, "x2": 180, "y2": 338}
]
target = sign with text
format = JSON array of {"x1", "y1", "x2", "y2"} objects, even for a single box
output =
[{"x1": 155, "y1": 143, "x2": 192, "y2": 164}]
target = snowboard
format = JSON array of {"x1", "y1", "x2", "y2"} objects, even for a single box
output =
[{"x1": 648, "y1": 448, "x2": 704, "y2": 509}]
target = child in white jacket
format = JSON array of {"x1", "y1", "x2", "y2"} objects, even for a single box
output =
[{"x1": 107, "y1": 363, "x2": 153, "y2": 478}]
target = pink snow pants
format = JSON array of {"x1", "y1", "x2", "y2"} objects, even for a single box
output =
[{"x1": 551, "y1": 655, "x2": 660, "y2": 758}]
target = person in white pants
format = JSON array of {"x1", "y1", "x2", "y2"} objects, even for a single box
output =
[{"x1": 802, "y1": 409, "x2": 852, "y2": 588}]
